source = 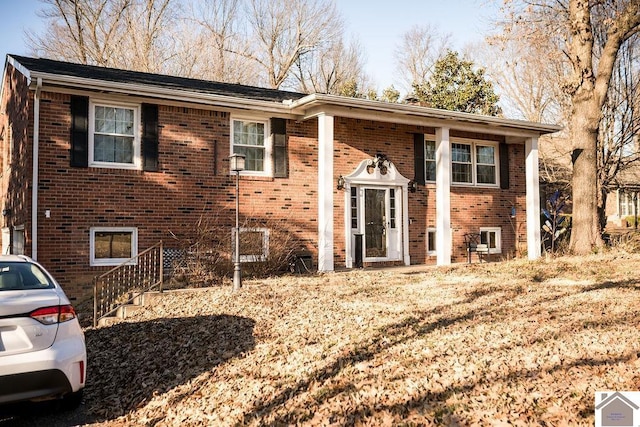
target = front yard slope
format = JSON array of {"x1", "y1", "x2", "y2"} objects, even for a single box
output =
[{"x1": 36, "y1": 254, "x2": 640, "y2": 425}]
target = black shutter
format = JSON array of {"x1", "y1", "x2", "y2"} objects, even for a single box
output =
[
  {"x1": 271, "y1": 118, "x2": 287, "y2": 178},
  {"x1": 499, "y1": 142, "x2": 509, "y2": 189},
  {"x1": 142, "y1": 104, "x2": 159, "y2": 172},
  {"x1": 70, "y1": 95, "x2": 89, "y2": 167},
  {"x1": 413, "y1": 133, "x2": 425, "y2": 185}
]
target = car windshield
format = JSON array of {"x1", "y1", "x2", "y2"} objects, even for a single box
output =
[{"x1": 0, "y1": 262, "x2": 54, "y2": 291}]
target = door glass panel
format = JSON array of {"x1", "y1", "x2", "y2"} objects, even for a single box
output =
[{"x1": 365, "y1": 189, "x2": 387, "y2": 258}]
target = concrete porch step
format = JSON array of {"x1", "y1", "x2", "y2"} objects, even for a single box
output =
[{"x1": 97, "y1": 290, "x2": 165, "y2": 327}]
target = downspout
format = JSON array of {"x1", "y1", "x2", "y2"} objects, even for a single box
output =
[{"x1": 32, "y1": 77, "x2": 41, "y2": 260}]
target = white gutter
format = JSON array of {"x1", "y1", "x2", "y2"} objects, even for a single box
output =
[
  {"x1": 25, "y1": 68, "x2": 562, "y2": 136},
  {"x1": 289, "y1": 93, "x2": 562, "y2": 135},
  {"x1": 24, "y1": 66, "x2": 561, "y2": 137},
  {"x1": 32, "y1": 77, "x2": 42, "y2": 260},
  {"x1": 28, "y1": 71, "x2": 294, "y2": 115}
]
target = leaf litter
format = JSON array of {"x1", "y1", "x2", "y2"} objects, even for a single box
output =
[{"x1": 41, "y1": 254, "x2": 640, "y2": 425}]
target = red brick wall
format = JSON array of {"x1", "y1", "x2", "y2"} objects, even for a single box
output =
[
  {"x1": 1, "y1": 63, "x2": 33, "y2": 253},
  {"x1": 35, "y1": 94, "x2": 322, "y2": 299},
  {"x1": 332, "y1": 118, "x2": 527, "y2": 265},
  {"x1": 28, "y1": 87, "x2": 530, "y2": 300}
]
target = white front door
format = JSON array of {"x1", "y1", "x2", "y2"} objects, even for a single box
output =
[{"x1": 362, "y1": 186, "x2": 402, "y2": 261}]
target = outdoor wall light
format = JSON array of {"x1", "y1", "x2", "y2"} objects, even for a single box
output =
[
  {"x1": 510, "y1": 206, "x2": 516, "y2": 218},
  {"x1": 337, "y1": 175, "x2": 346, "y2": 190},
  {"x1": 367, "y1": 153, "x2": 390, "y2": 175},
  {"x1": 409, "y1": 180, "x2": 417, "y2": 193}
]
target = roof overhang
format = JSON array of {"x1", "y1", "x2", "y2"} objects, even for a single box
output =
[
  {"x1": 27, "y1": 71, "x2": 296, "y2": 116},
  {"x1": 289, "y1": 94, "x2": 562, "y2": 139},
  {"x1": 9, "y1": 56, "x2": 562, "y2": 139}
]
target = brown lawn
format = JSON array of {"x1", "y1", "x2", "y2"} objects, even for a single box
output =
[{"x1": 11, "y1": 253, "x2": 640, "y2": 426}]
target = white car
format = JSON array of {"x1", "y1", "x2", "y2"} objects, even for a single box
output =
[{"x1": 0, "y1": 255, "x2": 86, "y2": 409}]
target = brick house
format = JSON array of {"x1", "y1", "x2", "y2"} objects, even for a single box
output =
[
  {"x1": 605, "y1": 167, "x2": 640, "y2": 229},
  {"x1": 1, "y1": 55, "x2": 560, "y2": 300}
]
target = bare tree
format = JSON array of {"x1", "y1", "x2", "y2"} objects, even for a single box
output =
[
  {"x1": 28, "y1": 0, "x2": 355, "y2": 91},
  {"x1": 117, "y1": 0, "x2": 180, "y2": 73},
  {"x1": 481, "y1": 31, "x2": 569, "y2": 124},
  {"x1": 477, "y1": 27, "x2": 573, "y2": 190},
  {"x1": 188, "y1": 0, "x2": 259, "y2": 84},
  {"x1": 28, "y1": 0, "x2": 189, "y2": 75},
  {"x1": 293, "y1": 38, "x2": 369, "y2": 95},
  {"x1": 501, "y1": 0, "x2": 640, "y2": 254},
  {"x1": 237, "y1": 0, "x2": 344, "y2": 89},
  {"x1": 597, "y1": 39, "x2": 640, "y2": 229},
  {"x1": 28, "y1": 0, "x2": 132, "y2": 67},
  {"x1": 394, "y1": 24, "x2": 451, "y2": 93}
]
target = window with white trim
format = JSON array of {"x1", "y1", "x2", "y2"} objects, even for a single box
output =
[
  {"x1": 231, "y1": 118, "x2": 270, "y2": 175},
  {"x1": 89, "y1": 102, "x2": 140, "y2": 169},
  {"x1": 476, "y1": 145, "x2": 497, "y2": 184},
  {"x1": 425, "y1": 140, "x2": 436, "y2": 182},
  {"x1": 451, "y1": 141, "x2": 498, "y2": 186},
  {"x1": 427, "y1": 228, "x2": 436, "y2": 256},
  {"x1": 12, "y1": 225, "x2": 24, "y2": 255},
  {"x1": 479, "y1": 227, "x2": 501, "y2": 254},
  {"x1": 619, "y1": 191, "x2": 637, "y2": 217},
  {"x1": 234, "y1": 227, "x2": 270, "y2": 262},
  {"x1": 2, "y1": 228, "x2": 9, "y2": 255},
  {"x1": 90, "y1": 227, "x2": 138, "y2": 266}
]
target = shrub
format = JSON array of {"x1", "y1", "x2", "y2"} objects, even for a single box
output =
[
  {"x1": 624, "y1": 216, "x2": 639, "y2": 228},
  {"x1": 167, "y1": 211, "x2": 309, "y2": 288}
]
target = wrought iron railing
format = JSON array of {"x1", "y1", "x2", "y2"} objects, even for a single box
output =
[{"x1": 93, "y1": 241, "x2": 163, "y2": 327}]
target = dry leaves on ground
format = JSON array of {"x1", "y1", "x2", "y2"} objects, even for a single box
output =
[{"x1": 14, "y1": 253, "x2": 640, "y2": 426}]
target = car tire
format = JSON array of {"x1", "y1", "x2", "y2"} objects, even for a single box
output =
[{"x1": 61, "y1": 389, "x2": 83, "y2": 411}]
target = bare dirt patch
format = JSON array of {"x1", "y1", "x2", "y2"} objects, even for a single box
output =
[{"x1": 7, "y1": 253, "x2": 640, "y2": 426}]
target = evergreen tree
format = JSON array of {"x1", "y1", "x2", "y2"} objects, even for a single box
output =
[{"x1": 411, "y1": 50, "x2": 501, "y2": 116}]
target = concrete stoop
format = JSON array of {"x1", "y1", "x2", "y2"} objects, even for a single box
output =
[
  {"x1": 97, "y1": 290, "x2": 165, "y2": 327},
  {"x1": 96, "y1": 288, "x2": 214, "y2": 327}
]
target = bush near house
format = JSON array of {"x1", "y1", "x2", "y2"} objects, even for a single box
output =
[{"x1": 623, "y1": 216, "x2": 639, "y2": 228}]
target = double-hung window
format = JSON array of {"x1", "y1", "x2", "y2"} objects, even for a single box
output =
[
  {"x1": 425, "y1": 140, "x2": 436, "y2": 182},
  {"x1": 90, "y1": 102, "x2": 140, "y2": 169},
  {"x1": 232, "y1": 118, "x2": 270, "y2": 175},
  {"x1": 451, "y1": 140, "x2": 498, "y2": 186},
  {"x1": 619, "y1": 191, "x2": 636, "y2": 217},
  {"x1": 476, "y1": 145, "x2": 497, "y2": 184},
  {"x1": 452, "y1": 143, "x2": 473, "y2": 184}
]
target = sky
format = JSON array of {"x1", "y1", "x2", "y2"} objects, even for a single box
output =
[{"x1": 0, "y1": 0, "x2": 501, "y2": 91}]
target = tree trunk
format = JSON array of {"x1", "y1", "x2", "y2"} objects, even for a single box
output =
[{"x1": 569, "y1": 100, "x2": 604, "y2": 254}]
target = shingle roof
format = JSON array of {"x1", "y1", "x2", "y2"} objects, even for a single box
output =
[{"x1": 9, "y1": 55, "x2": 307, "y2": 103}]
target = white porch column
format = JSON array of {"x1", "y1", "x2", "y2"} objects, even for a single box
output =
[
  {"x1": 317, "y1": 114, "x2": 335, "y2": 271},
  {"x1": 435, "y1": 127, "x2": 452, "y2": 265},
  {"x1": 525, "y1": 137, "x2": 541, "y2": 259}
]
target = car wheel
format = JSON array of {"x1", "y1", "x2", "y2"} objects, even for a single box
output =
[{"x1": 61, "y1": 389, "x2": 83, "y2": 411}]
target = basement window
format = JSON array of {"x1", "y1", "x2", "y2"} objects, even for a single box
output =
[
  {"x1": 427, "y1": 228, "x2": 436, "y2": 256},
  {"x1": 233, "y1": 227, "x2": 269, "y2": 262},
  {"x1": 90, "y1": 227, "x2": 138, "y2": 266},
  {"x1": 479, "y1": 227, "x2": 501, "y2": 254}
]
